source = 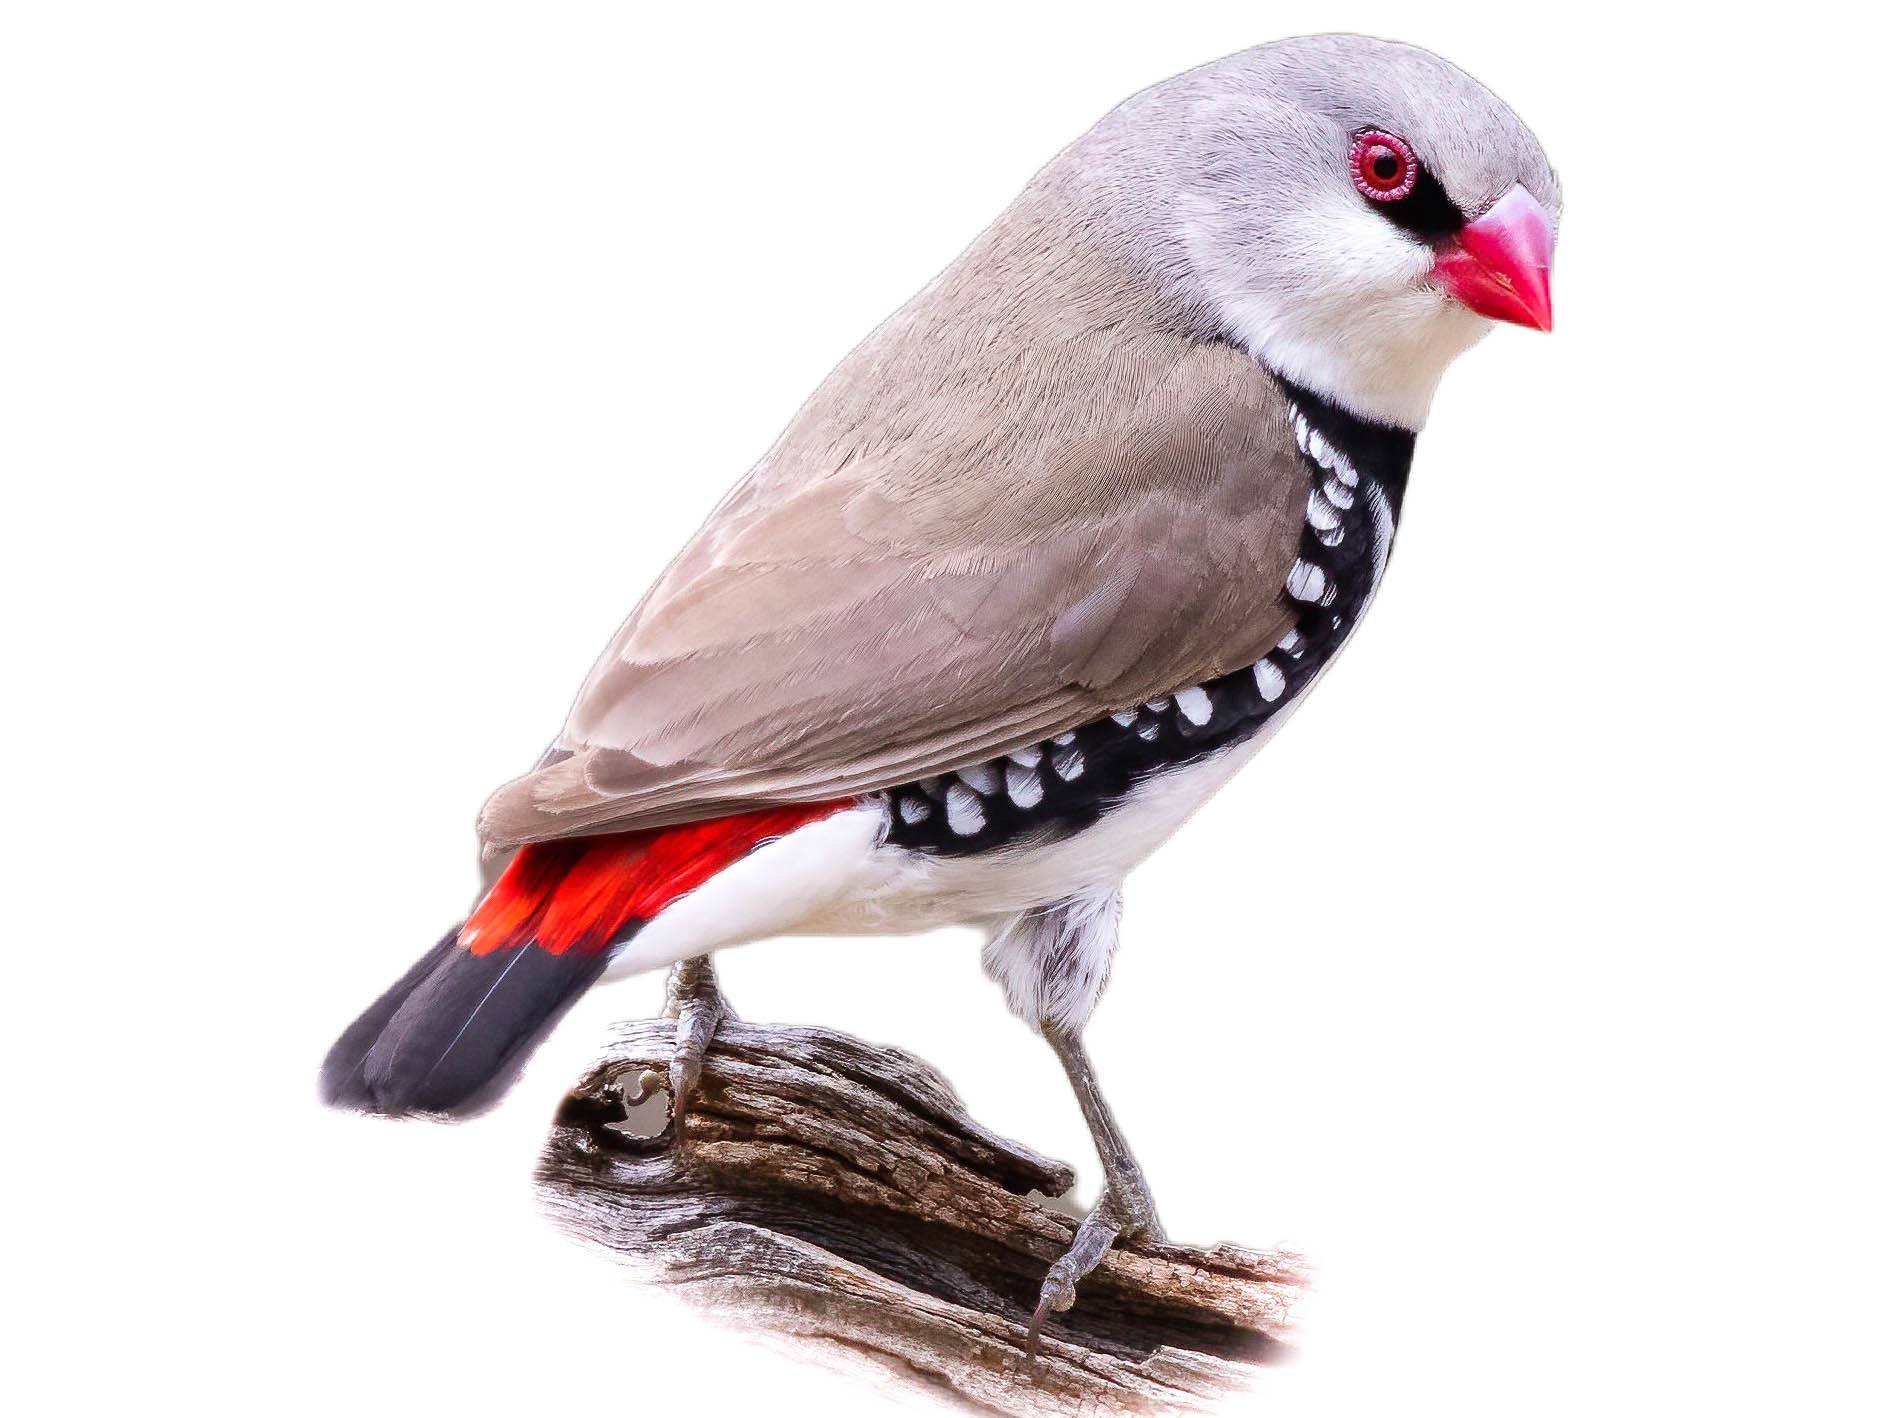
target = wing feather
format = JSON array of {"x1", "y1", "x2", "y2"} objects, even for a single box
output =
[{"x1": 477, "y1": 195, "x2": 1309, "y2": 848}]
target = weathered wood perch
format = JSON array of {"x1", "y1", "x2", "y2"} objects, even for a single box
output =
[{"x1": 536, "y1": 1017, "x2": 1307, "y2": 1415}]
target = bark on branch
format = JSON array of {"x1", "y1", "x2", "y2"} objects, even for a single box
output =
[{"x1": 536, "y1": 1017, "x2": 1307, "y2": 1416}]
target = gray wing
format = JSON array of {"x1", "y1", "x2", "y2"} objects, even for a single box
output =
[{"x1": 476, "y1": 331, "x2": 1309, "y2": 848}]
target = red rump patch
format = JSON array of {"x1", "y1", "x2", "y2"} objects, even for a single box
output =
[{"x1": 459, "y1": 802, "x2": 852, "y2": 958}]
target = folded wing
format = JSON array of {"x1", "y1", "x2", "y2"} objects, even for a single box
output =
[{"x1": 480, "y1": 236, "x2": 1310, "y2": 847}]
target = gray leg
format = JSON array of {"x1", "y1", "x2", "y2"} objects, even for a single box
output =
[
  {"x1": 982, "y1": 891, "x2": 1168, "y2": 1349},
  {"x1": 632, "y1": 954, "x2": 734, "y2": 1132},
  {"x1": 1028, "y1": 1020, "x2": 1166, "y2": 1348},
  {"x1": 1043, "y1": 1022, "x2": 1165, "y2": 1240}
]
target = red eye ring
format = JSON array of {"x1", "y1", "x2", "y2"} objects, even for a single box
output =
[{"x1": 1350, "y1": 130, "x2": 1418, "y2": 202}]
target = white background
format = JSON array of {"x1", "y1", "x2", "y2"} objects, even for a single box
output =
[{"x1": 5, "y1": 3, "x2": 1887, "y2": 1414}]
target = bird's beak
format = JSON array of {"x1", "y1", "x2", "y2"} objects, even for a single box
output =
[{"x1": 1430, "y1": 184, "x2": 1555, "y2": 331}]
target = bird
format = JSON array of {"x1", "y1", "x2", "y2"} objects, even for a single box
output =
[{"x1": 322, "y1": 32, "x2": 1558, "y2": 1330}]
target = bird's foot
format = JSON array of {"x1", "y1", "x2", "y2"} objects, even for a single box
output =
[
  {"x1": 629, "y1": 956, "x2": 733, "y2": 1139},
  {"x1": 1026, "y1": 1175, "x2": 1166, "y2": 1355}
]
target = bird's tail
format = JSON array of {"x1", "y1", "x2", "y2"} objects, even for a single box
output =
[{"x1": 319, "y1": 804, "x2": 846, "y2": 1117}]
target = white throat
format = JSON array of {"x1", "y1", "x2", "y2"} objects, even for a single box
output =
[
  {"x1": 1217, "y1": 286, "x2": 1490, "y2": 431},
  {"x1": 1178, "y1": 198, "x2": 1493, "y2": 432}
]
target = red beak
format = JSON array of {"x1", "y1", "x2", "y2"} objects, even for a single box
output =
[{"x1": 1431, "y1": 184, "x2": 1555, "y2": 331}]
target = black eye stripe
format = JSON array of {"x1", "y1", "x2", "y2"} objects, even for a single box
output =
[{"x1": 1375, "y1": 167, "x2": 1465, "y2": 243}]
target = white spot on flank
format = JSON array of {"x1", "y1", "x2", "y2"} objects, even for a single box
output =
[
  {"x1": 1279, "y1": 628, "x2": 1306, "y2": 657},
  {"x1": 1306, "y1": 490, "x2": 1341, "y2": 531},
  {"x1": 956, "y1": 762, "x2": 999, "y2": 796},
  {"x1": 1323, "y1": 474, "x2": 1355, "y2": 510},
  {"x1": 1110, "y1": 711, "x2": 1137, "y2": 727},
  {"x1": 1254, "y1": 659, "x2": 1286, "y2": 701},
  {"x1": 898, "y1": 794, "x2": 931, "y2": 825},
  {"x1": 1366, "y1": 480, "x2": 1396, "y2": 587},
  {"x1": 1137, "y1": 720, "x2": 1160, "y2": 741},
  {"x1": 1293, "y1": 413, "x2": 1311, "y2": 454},
  {"x1": 946, "y1": 783, "x2": 986, "y2": 835},
  {"x1": 1331, "y1": 454, "x2": 1360, "y2": 489},
  {"x1": 1052, "y1": 731, "x2": 1077, "y2": 746},
  {"x1": 1286, "y1": 560, "x2": 1327, "y2": 602},
  {"x1": 1144, "y1": 696, "x2": 1171, "y2": 712},
  {"x1": 1008, "y1": 745, "x2": 1043, "y2": 768},
  {"x1": 1175, "y1": 686, "x2": 1213, "y2": 726},
  {"x1": 1006, "y1": 761, "x2": 1044, "y2": 808},
  {"x1": 1052, "y1": 745, "x2": 1085, "y2": 781}
]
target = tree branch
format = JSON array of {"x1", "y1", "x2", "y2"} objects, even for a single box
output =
[{"x1": 537, "y1": 1018, "x2": 1306, "y2": 1415}]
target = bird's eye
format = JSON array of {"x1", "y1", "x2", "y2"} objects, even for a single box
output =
[{"x1": 1350, "y1": 130, "x2": 1419, "y2": 203}]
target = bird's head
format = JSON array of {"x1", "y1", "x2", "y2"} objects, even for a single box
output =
[{"x1": 1090, "y1": 35, "x2": 1560, "y2": 430}]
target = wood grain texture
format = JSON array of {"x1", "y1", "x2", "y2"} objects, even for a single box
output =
[{"x1": 536, "y1": 1018, "x2": 1307, "y2": 1415}]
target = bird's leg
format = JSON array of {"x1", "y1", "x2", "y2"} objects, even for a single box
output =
[
  {"x1": 1028, "y1": 1020, "x2": 1165, "y2": 1349},
  {"x1": 630, "y1": 954, "x2": 734, "y2": 1132}
]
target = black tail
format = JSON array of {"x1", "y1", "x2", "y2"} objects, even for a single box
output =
[
  {"x1": 320, "y1": 816, "x2": 833, "y2": 1115},
  {"x1": 320, "y1": 926, "x2": 611, "y2": 1118}
]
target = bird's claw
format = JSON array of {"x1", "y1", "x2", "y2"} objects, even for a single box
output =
[
  {"x1": 657, "y1": 957, "x2": 733, "y2": 1143},
  {"x1": 625, "y1": 1069, "x2": 665, "y2": 1107},
  {"x1": 1024, "y1": 1253, "x2": 1088, "y2": 1358},
  {"x1": 1024, "y1": 1187, "x2": 1158, "y2": 1359}
]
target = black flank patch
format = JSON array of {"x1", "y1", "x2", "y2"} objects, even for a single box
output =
[{"x1": 884, "y1": 376, "x2": 1416, "y2": 859}]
